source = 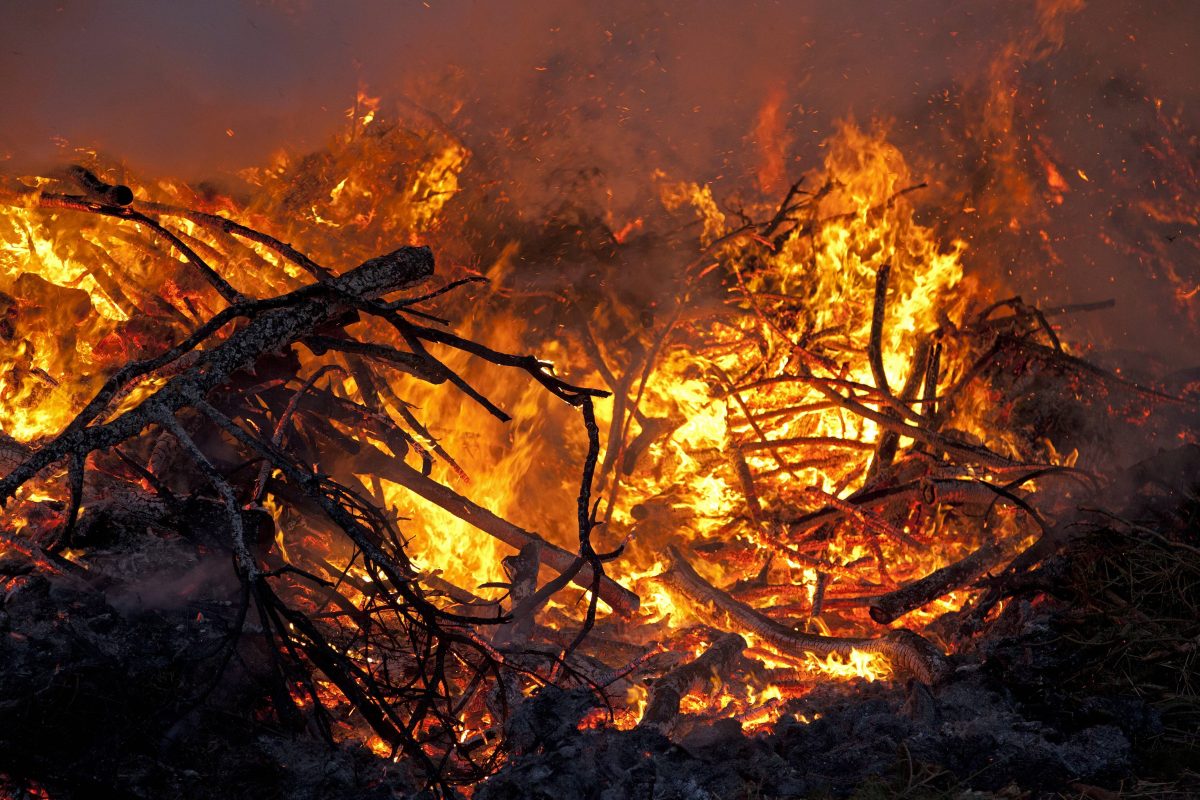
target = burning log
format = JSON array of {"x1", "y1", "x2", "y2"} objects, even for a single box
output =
[
  {"x1": 638, "y1": 632, "x2": 747, "y2": 730},
  {"x1": 659, "y1": 546, "x2": 951, "y2": 685},
  {"x1": 868, "y1": 541, "x2": 1002, "y2": 624},
  {"x1": 65, "y1": 165, "x2": 134, "y2": 207},
  {"x1": 383, "y1": 461, "x2": 639, "y2": 615},
  {"x1": 492, "y1": 540, "x2": 542, "y2": 648}
]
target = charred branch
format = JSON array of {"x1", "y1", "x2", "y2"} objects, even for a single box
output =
[
  {"x1": 659, "y1": 546, "x2": 950, "y2": 684},
  {"x1": 381, "y1": 460, "x2": 639, "y2": 616},
  {"x1": 868, "y1": 541, "x2": 1002, "y2": 624},
  {"x1": 0, "y1": 246, "x2": 435, "y2": 503},
  {"x1": 66, "y1": 165, "x2": 134, "y2": 207},
  {"x1": 639, "y1": 632, "x2": 747, "y2": 730},
  {"x1": 492, "y1": 540, "x2": 542, "y2": 649}
]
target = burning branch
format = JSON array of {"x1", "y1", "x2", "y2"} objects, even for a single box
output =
[
  {"x1": 639, "y1": 632, "x2": 747, "y2": 731},
  {"x1": 658, "y1": 546, "x2": 951, "y2": 685},
  {"x1": 867, "y1": 540, "x2": 1002, "y2": 624},
  {"x1": 0, "y1": 176, "x2": 622, "y2": 789}
]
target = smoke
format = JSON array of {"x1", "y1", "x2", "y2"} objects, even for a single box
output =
[{"x1": 2, "y1": 0, "x2": 1197, "y2": 362}]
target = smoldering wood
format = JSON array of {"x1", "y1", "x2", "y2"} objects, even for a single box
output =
[
  {"x1": 659, "y1": 545, "x2": 951, "y2": 685},
  {"x1": 66, "y1": 165, "x2": 134, "y2": 206},
  {"x1": 382, "y1": 460, "x2": 640, "y2": 616},
  {"x1": 730, "y1": 444, "x2": 765, "y2": 528},
  {"x1": 639, "y1": 632, "x2": 747, "y2": 730},
  {"x1": 868, "y1": 540, "x2": 1002, "y2": 624},
  {"x1": 810, "y1": 570, "x2": 830, "y2": 619},
  {"x1": 492, "y1": 540, "x2": 542, "y2": 648}
]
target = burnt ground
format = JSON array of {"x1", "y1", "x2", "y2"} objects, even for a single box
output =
[
  {"x1": 2, "y1": 446, "x2": 1198, "y2": 799},
  {"x1": 477, "y1": 609, "x2": 1156, "y2": 800},
  {"x1": 0, "y1": 540, "x2": 420, "y2": 800}
]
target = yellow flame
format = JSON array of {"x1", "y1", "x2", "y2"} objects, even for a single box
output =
[{"x1": 803, "y1": 648, "x2": 892, "y2": 682}]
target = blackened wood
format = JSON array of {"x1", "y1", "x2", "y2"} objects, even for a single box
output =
[
  {"x1": 661, "y1": 545, "x2": 950, "y2": 684},
  {"x1": 492, "y1": 540, "x2": 542, "y2": 648},
  {"x1": 868, "y1": 541, "x2": 1001, "y2": 624},
  {"x1": 868, "y1": 264, "x2": 893, "y2": 398},
  {"x1": 923, "y1": 340, "x2": 942, "y2": 418},
  {"x1": 639, "y1": 632, "x2": 747, "y2": 730},
  {"x1": 67, "y1": 165, "x2": 133, "y2": 206},
  {"x1": 869, "y1": 338, "x2": 930, "y2": 479},
  {"x1": 0, "y1": 247, "x2": 434, "y2": 506},
  {"x1": 384, "y1": 460, "x2": 640, "y2": 616}
]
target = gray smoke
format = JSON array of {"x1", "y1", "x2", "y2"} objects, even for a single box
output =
[{"x1": 2, "y1": 0, "x2": 1197, "y2": 363}]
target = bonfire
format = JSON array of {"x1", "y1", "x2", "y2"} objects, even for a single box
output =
[{"x1": 1, "y1": 5, "x2": 1198, "y2": 800}]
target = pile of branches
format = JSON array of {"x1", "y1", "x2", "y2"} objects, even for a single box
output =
[
  {"x1": 0, "y1": 168, "x2": 622, "y2": 792},
  {"x1": 562, "y1": 173, "x2": 1194, "y2": 697},
  {"x1": 1, "y1": 164, "x2": 1194, "y2": 796}
]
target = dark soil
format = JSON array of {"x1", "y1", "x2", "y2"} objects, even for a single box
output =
[{"x1": 2, "y1": 446, "x2": 1198, "y2": 799}]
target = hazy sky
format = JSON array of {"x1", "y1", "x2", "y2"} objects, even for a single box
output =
[
  {"x1": 2, "y1": 1, "x2": 1197, "y2": 361},
  {"x1": 3, "y1": 1, "x2": 1191, "y2": 179}
]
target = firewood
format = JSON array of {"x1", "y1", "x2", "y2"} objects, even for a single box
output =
[
  {"x1": 869, "y1": 338, "x2": 931, "y2": 478},
  {"x1": 922, "y1": 340, "x2": 942, "y2": 418},
  {"x1": 492, "y1": 540, "x2": 542, "y2": 648},
  {"x1": 383, "y1": 460, "x2": 640, "y2": 616},
  {"x1": 810, "y1": 570, "x2": 830, "y2": 618},
  {"x1": 66, "y1": 165, "x2": 133, "y2": 206},
  {"x1": 868, "y1": 541, "x2": 1002, "y2": 624},
  {"x1": 868, "y1": 263, "x2": 894, "y2": 399},
  {"x1": 781, "y1": 478, "x2": 1029, "y2": 542},
  {"x1": 658, "y1": 546, "x2": 950, "y2": 684},
  {"x1": 639, "y1": 632, "x2": 747, "y2": 730},
  {"x1": 0, "y1": 433, "x2": 30, "y2": 478}
]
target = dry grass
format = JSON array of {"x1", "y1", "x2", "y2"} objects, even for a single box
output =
[{"x1": 1053, "y1": 484, "x2": 1200, "y2": 794}]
